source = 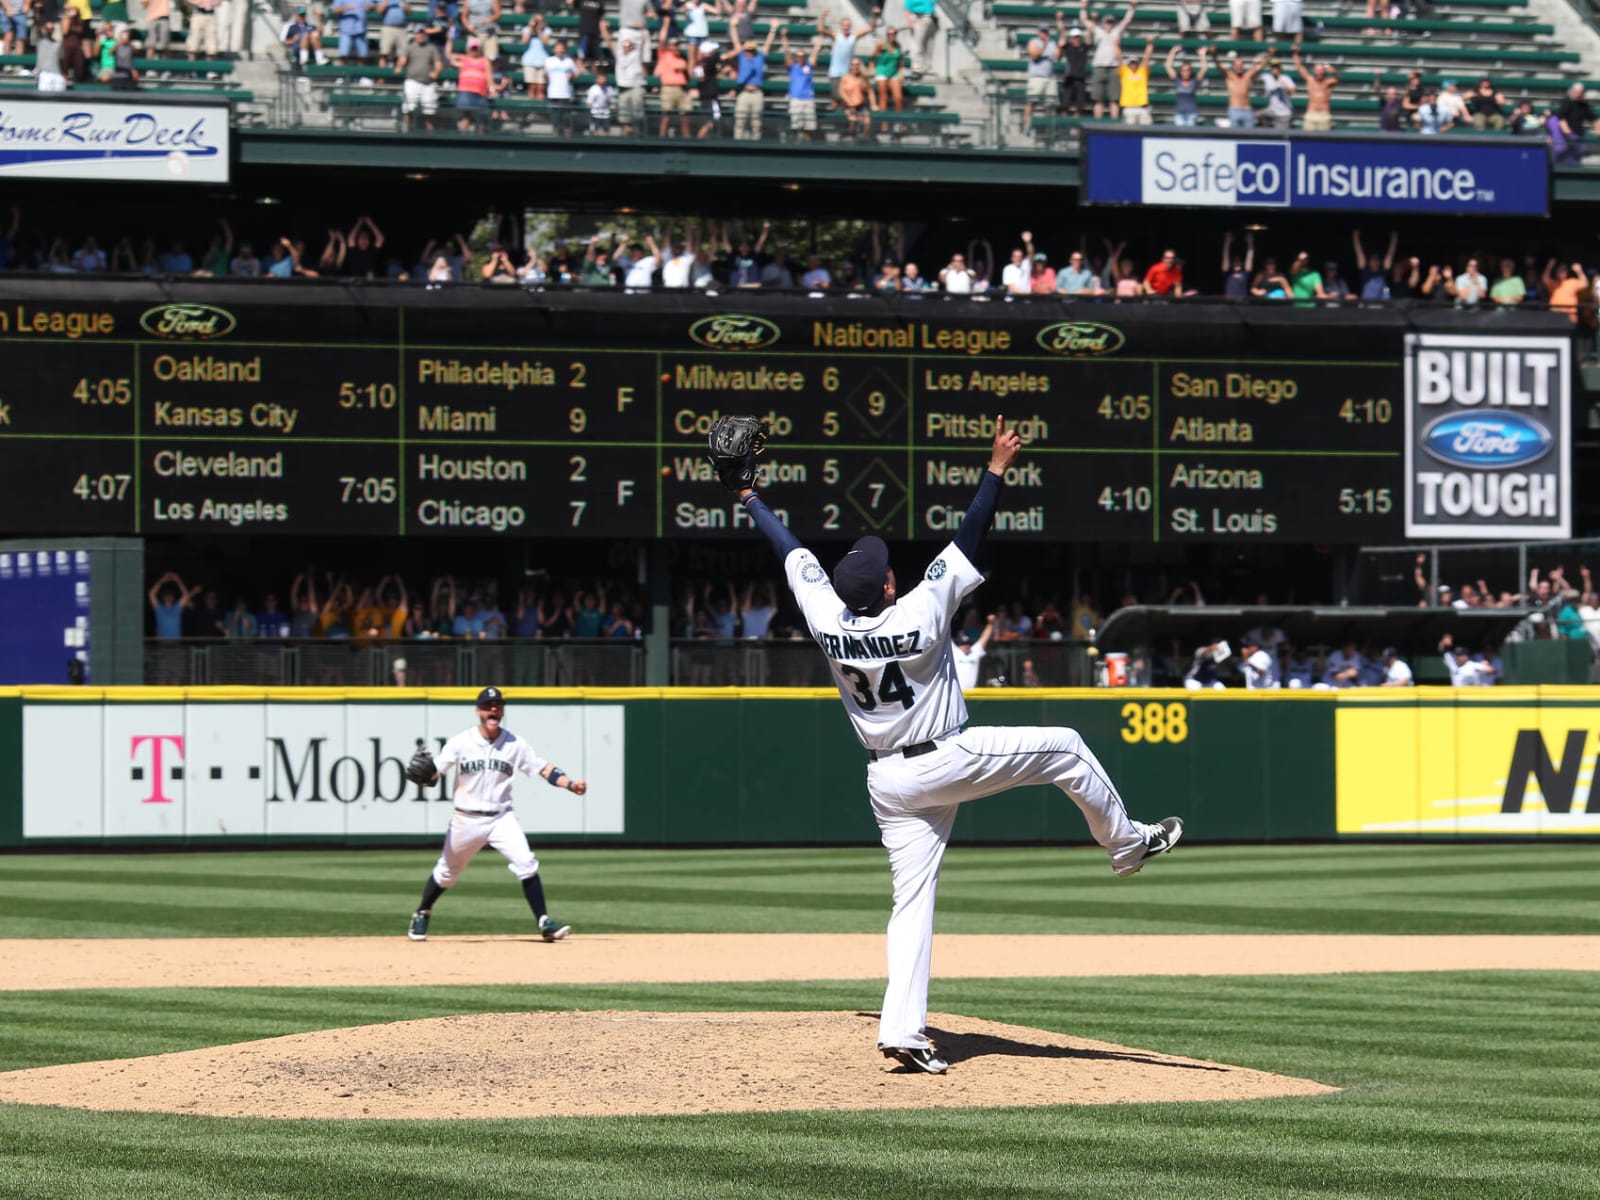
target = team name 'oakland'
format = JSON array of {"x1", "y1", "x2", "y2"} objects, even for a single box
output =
[{"x1": 817, "y1": 631, "x2": 924, "y2": 660}]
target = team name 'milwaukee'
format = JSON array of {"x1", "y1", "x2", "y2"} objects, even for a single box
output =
[
  {"x1": 818, "y1": 631, "x2": 923, "y2": 660},
  {"x1": 457, "y1": 758, "x2": 514, "y2": 777}
]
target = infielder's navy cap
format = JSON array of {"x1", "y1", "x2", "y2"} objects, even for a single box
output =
[
  {"x1": 833, "y1": 536, "x2": 890, "y2": 614},
  {"x1": 475, "y1": 686, "x2": 505, "y2": 707}
]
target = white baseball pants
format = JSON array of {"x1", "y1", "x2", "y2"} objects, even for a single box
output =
[
  {"x1": 430, "y1": 808, "x2": 541, "y2": 887},
  {"x1": 867, "y1": 725, "x2": 1155, "y2": 1052}
]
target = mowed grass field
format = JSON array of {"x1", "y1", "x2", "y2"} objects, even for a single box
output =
[{"x1": 0, "y1": 843, "x2": 1597, "y2": 1200}]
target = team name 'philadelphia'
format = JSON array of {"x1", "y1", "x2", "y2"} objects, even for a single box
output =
[
  {"x1": 818, "y1": 631, "x2": 923, "y2": 660},
  {"x1": 458, "y1": 759, "x2": 513, "y2": 776}
]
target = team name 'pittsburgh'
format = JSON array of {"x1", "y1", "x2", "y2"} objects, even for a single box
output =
[
  {"x1": 818, "y1": 631, "x2": 923, "y2": 660},
  {"x1": 457, "y1": 759, "x2": 513, "y2": 776}
]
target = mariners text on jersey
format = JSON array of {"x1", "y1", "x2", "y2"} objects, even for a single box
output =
[
  {"x1": 817, "y1": 631, "x2": 924, "y2": 660},
  {"x1": 456, "y1": 758, "x2": 515, "y2": 777}
]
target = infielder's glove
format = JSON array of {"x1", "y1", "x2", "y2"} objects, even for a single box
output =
[
  {"x1": 706, "y1": 414, "x2": 767, "y2": 492},
  {"x1": 405, "y1": 747, "x2": 438, "y2": 785}
]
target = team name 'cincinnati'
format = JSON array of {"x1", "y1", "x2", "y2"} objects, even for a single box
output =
[
  {"x1": 818, "y1": 631, "x2": 923, "y2": 660},
  {"x1": 457, "y1": 758, "x2": 514, "y2": 776}
]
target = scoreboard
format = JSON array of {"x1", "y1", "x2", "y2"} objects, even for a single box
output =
[{"x1": 0, "y1": 284, "x2": 1572, "y2": 542}]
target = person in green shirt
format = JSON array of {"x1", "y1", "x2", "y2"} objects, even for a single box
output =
[
  {"x1": 1289, "y1": 251, "x2": 1321, "y2": 306},
  {"x1": 1489, "y1": 257, "x2": 1527, "y2": 307}
]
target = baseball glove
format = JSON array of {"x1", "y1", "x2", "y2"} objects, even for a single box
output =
[
  {"x1": 706, "y1": 414, "x2": 767, "y2": 492},
  {"x1": 405, "y1": 747, "x2": 438, "y2": 785}
]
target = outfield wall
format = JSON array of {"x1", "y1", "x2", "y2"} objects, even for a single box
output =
[{"x1": 1, "y1": 687, "x2": 1596, "y2": 847}]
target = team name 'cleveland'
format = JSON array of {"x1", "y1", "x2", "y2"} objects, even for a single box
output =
[
  {"x1": 458, "y1": 758, "x2": 513, "y2": 776},
  {"x1": 818, "y1": 631, "x2": 923, "y2": 660}
]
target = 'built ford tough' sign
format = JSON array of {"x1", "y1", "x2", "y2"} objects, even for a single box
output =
[
  {"x1": 1083, "y1": 129, "x2": 1548, "y2": 216},
  {"x1": 1404, "y1": 333, "x2": 1571, "y2": 539}
]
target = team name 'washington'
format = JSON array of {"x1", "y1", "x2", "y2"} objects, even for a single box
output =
[
  {"x1": 818, "y1": 631, "x2": 923, "y2": 660},
  {"x1": 457, "y1": 758, "x2": 514, "y2": 777}
]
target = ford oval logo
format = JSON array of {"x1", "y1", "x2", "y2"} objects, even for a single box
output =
[
  {"x1": 1421, "y1": 412, "x2": 1553, "y2": 469},
  {"x1": 688, "y1": 314, "x2": 781, "y2": 350},
  {"x1": 139, "y1": 303, "x2": 237, "y2": 340},
  {"x1": 1036, "y1": 321, "x2": 1125, "y2": 356}
]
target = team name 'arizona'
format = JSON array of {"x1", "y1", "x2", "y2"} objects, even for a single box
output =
[
  {"x1": 818, "y1": 631, "x2": 923, "y2": 660},
  {"x1": 457, "y1": 759, "x2": 513, "y2": 776}
]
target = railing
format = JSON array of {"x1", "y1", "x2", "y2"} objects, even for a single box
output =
[{"x1": 139, "y1": 637, "x2": 1093, "y2": 687}]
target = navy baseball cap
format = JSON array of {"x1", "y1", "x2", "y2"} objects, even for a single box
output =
[
  {"x1": 476, "y1": 686, "x2": 505, "y2": 707},
  {"x1": 833, "y1": 536, "x2": 890, "y2": 614}
]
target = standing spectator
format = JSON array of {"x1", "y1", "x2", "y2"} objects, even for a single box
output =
[
  {"x1": 1293, "y1": 49, "x2": 1337, "y2": 131},
  {"x1": 1469, "y1": 77, "x2": 1507, "y2": 131},
  {"x1": 34, "y1": 21, "x2": 66, "y2": 92},
  {"x1": 1542, "y1": 260, "x2": 1588, "y2": 324},
  {"x1": 1452, "y1": 258, "x2": 1487, "y2": 309},
  {"x1": 623, "y1": 233, "x2": 661, "y2": 288},
  {"x1": 939, "y1": 251, "x2": 974, "y2": 294},
  {"x1": 1143, "y1": 247, "x2": 1184, "y2": 296},
  {"x1": 344, "y1": 216, "x2": 384, "y2": 277},
  {"x1": 660, "y1": 225, "x2": 698, "y2": 287},
  {"x1": 0, "y1": 0, "x2": 27, "y2": 55},
  {"x1": 740, "y1": 581, "x2": 777, "y2": 638},
  {"x1": 818, "y1": 8, "x2": 873, "y2": 106},
  {"x1": 570, "y1": 0, "x2": 603, "y2": 67},
  {"x1": 1229, "y1": 0, "x2": 1262, "y2": 42},
  {"x1": 1056, "y1": 23, "x2": 1089, "y2": 117},
  {"x1": 1224, "y1": 54, "x2": 1265, "y2": 128},
  {"x1": 584, "y1": 69, "x2": 616, "y2": 132},
  {"x1": 400, "y1": 26, "x2": 444, "y2": 130},
  {"x1": 905, "y1": 0, "x2": 936, "y2": 79},
  {"x1": 780, "y1": 25, "x2": 822, "y2": 142},
  {"x1": 331, "y1": 0, "x2": 369, "y2": 61},
  {"x1": 1375, "y1": 77, "x2": 1406, "y2": 131},
  {"x1": 1556, "y1": 83, "x2": 1598, "y2": 163},
  {"x1": 148, "y1": 571, "x2": 199, "y2": 639},
  {"x1": 952, "y1": 615, "x2": 995, "y2": 691},
  {"x1": 871, "y1": 25, "x2": 905, "y2": 117},
  {"x1": 462, "y1": 0, "x2": 501, "y2": 68},
  {"x1": 188, "y1": 0, "x2": 220, "y2": 61},
  {"x1": 1259, "y1": 58, "x2": 1294, "y2": 130},
  {"x1": 1175, "y1": 0, "x2": 1210, "y2": 37},
  {"x1": 1001, "y1": 238, "x2": 1031, "y2": 294},
  {"x1": 1118, "y1": 37, "x2": 1155, "y2": 125},
  {"x1": 1221, "y1": 230, "x2": 1253, "y2": 298},
  {"x1": 733, "y1": 28, "x2": 776, "y2": 140},
  {"x1": 453, "y1": 38, "x2": 494, "y2": 132},
  {"x1": 656, "y1": 32, "x2": 693, "y2": 137},
  {"x1": 694, "y1": 39, "x2": 724, "y2": 136},
  {"x1": 375, "y1": 0, "x2": 409, "y2": 66},
  {"x1": 1489, "y1": 258, "x2": 1525, "y2": 308},
  {"x1": 602, "y1": 22, "x2": 645, "y2": 134},
  {"x1": 1021, "y1": 27, "x2": 1058, "y2": 133},
  {"x1": 544, "y1": 39, "x2": 579, "y2": 135},
  {"x1": 1029, "y1": 251, "x2": 1056, "y2": 294},
  {"x1": 144, "y1": 0, "x2": 172, "y2": 55},
  {"x1": 1288, "y1": 251, "x2": 1320, "y2": 304},
  {"x1": 1165, "y1": 45, "x2": 1206, "y2": 127},
  {"x1": 838, "y1": 59, "x2": 874, "y2": 139},
  {"x1": 521, "y1": 15, "x2": 549, "y2": 99},
  {"x1": 1270, "y1": 0, "x2": 1301, "y2": 47},
  {"x1": 1352, "y1": 229, "x2": 1397, "y2": 300},
  {"x1": 1082, "y1": 1, "x2": 1133, "y2": 120}
]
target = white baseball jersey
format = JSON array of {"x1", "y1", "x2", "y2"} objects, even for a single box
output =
[
  {"x1": 1385, "y1": 659, "x2": 1414, "y2": 685},
  {"x1": 1241, "y1": 648, "x2": 1279, "y2": 689},
  {"x1": 952, "y1": 642, "x2": 986, "y2": 691},
  {"x1": 784, "y1": 541, "x2": 984, "y2": 752},
  {"x1": 431, "y1": 726, "x2": 548, "y2": 814}
]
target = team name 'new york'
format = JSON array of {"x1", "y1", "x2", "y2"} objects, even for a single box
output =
[{"x1": 818, "y1": 631, "x2": 922, "y2": 660}]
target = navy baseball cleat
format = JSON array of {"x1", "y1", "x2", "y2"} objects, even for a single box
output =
[
  {"x1": 408, "y1": 910, "x2": 430, "y2": 941},
  {"x1": 882, "y1": 1046, "x2": 949, "y2": 1074},
  {"x1": 539, "y1": 915, "x2": 572, "y2": 942},
  {"x1": 1115, "y1": 816, "x2": 1184, "y2": 877}
]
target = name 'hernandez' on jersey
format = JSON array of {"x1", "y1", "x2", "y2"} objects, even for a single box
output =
[{"x1": 784, "y1": 541, "x2": 985, "y2": 752}]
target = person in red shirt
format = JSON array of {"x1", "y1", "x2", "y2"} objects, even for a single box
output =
[
  {"x1": 1029, "y1": 251, "x2": 1056, "y2": 294},
  {"x1": 656, "y1": 34, "x2": 692, "y2": 138},
  {"x1": 1143, "y1": 248, "x2": 1186, "y2": 296}
]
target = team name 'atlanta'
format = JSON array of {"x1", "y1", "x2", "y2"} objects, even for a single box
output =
[
  {"x1": 818, "y1": 631, "x2": 923, "y2": 660},
  {"x1": 458, "y1": 759, "x2": 513, "y2": 776}
]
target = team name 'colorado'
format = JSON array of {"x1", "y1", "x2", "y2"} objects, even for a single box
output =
[
  {"x1": 817, "y1": 631, "x2": 923, "y2": 660},
  {"x1": 458, "y1": 758, "x2": 514, "y2": 776}
]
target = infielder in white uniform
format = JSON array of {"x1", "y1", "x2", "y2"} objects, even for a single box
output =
[
  {"x1": 727, "y1": 414, "x2": 1182, "y2": 1074},
  {"x1": 403, "y1": 686, "x2": 585, "y2": 942}
]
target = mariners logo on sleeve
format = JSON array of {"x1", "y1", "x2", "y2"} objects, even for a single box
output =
[
  {"x1": 801, "y1": 562, "x2": 826, "y2": 583},
  {"x1": 926, "y1": 559, "x2": 947, "y2": 581}
]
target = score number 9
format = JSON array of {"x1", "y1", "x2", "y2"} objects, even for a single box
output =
[{"x1": 1120, "y1": 701, "x2": 1188, "y2": 744}]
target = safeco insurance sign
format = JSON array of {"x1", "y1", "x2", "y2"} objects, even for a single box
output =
[
  {"x1": 1083, "y1": 130, "x2": 1549, "y2": 216},
  {"x1": 1404, "y1": 333, "x2": 1570, "y2": 539}
]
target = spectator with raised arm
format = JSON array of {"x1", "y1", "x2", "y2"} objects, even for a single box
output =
[
  {"x1": 1119, "y1": 36, "x2": 1156, "y2": 126},
  {"x1": 1293, "y1": 48, "x2": 1337, "y2": 130},
  {"x1": 780, "y1": 24, "x2": 825, "y2": 141},
  {"x1": 148, "y1": 571, "x2": 200, "y2": 640},
  {"x1": 733, "y1": 24, "x2": 778, "y2": 139},
  {"x1": 1224, "y1": 53, "x2": 1266, "y2": 128},
  {"x1": 1082, "y1": 1, "x2": 1134, "y2": 120},
  {"x1": 1221, "y1": 230, "x2": 1253, "y2": 298},
  {"x1": 1352, "y1": 229, "x2": 1396, "y2": 301},
  {"x1": 1165, "y1": 44, "x2": 1208, "y2": 128}
]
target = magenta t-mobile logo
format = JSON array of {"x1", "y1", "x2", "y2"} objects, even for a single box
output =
[{"x1": 130, "y1": 734, "x2": 185, "y2": 804}]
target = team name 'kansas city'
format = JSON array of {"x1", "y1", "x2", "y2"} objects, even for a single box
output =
[
  {"x1": 458, "y1": 759, "x2": 514, "y2": 776},
  {"x1": 818, "y1": 631, "x2": 923, "y2": 660}
]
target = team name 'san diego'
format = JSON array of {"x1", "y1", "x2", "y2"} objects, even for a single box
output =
[{"x1": 817, "y1": 631, "x2": 923, "y2": 660}]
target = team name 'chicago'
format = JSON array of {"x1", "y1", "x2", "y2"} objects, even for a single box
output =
[
  {"x1": 456, "y1": 758, "x2": 513, "y2": 777},
  {"x1": 817, "y1": 631, "x2": 922, "y2": 660}
]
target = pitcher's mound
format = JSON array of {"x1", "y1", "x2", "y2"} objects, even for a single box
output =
[{"x1": 0, "y1": 1010, "x2": 1337, "y2": 1119}]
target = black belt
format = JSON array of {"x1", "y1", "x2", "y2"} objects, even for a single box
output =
[
  {"x1": 454, "y1": 808, "x2": 504, "y2": 817},
  {"x1": 867, "y1": 739, "x2": 938, "y2": 762}
]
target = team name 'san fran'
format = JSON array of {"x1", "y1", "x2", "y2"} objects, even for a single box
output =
[
  {"x1": 818, "y1": 631, "x2": 922, "y2": 660},
  {"x1": 457, "y1": 758, "x2": 513, "y2": 776}
]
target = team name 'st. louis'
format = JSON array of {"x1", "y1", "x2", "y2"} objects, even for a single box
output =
[
  {"x1": 456, "y1": 758, "x2": 514, "y2": 777},
  {"x1": 817, "y1": 631, "x2": 923, "y2": 660}
]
